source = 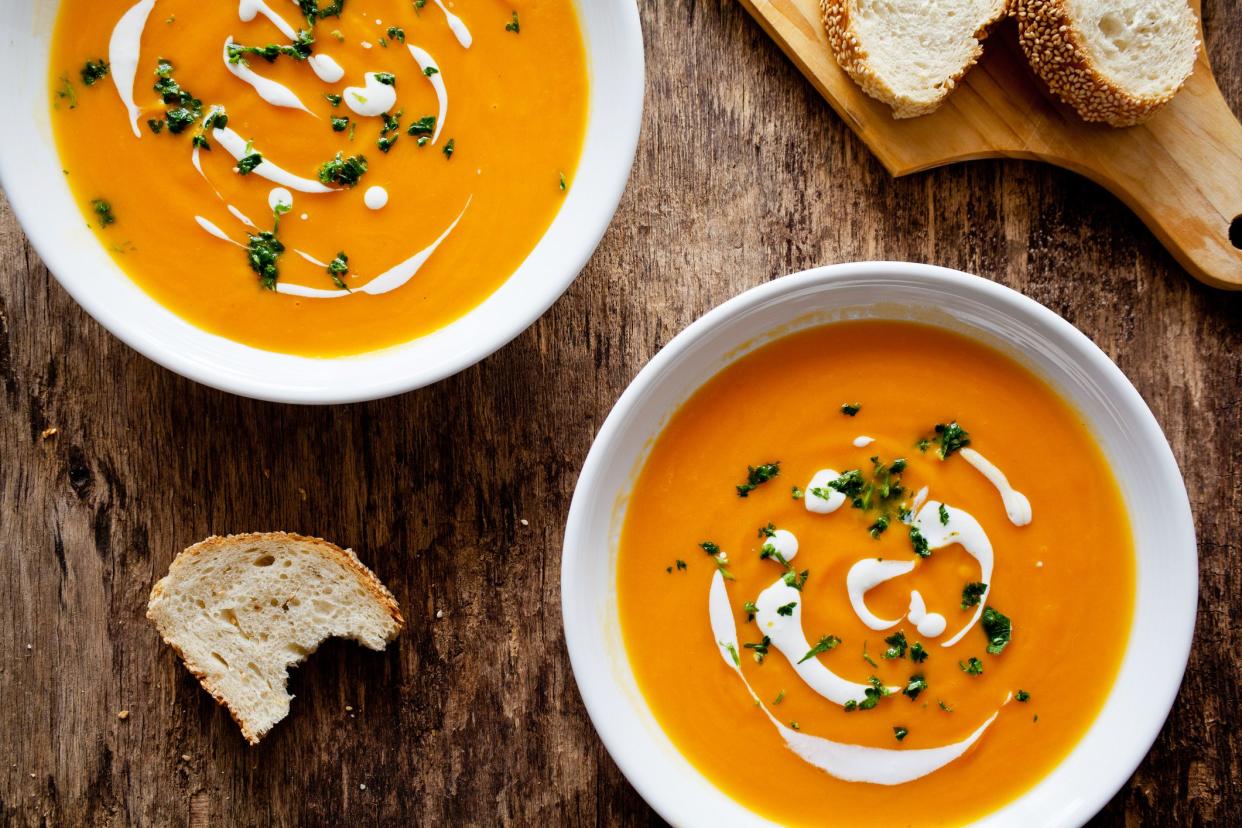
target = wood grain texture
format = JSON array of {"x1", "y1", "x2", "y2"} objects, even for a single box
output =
[
  {"x1": 740, "y1": 0, "x2": 1242, "y2": 288},
  {"x1": 0, "y1": 0, "x2": 1239, "y2": 824}
]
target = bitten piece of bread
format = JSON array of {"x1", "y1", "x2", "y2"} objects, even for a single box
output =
[
  {"x1": 821, "y1": 0, "x2": 1009, "y2": 118},
  {"x1": 147, "y1": 532, "x2": 404, "y2": 744},
  {"x1": 1015, "y1": 0, "x2": 1199, "y2": 126}
]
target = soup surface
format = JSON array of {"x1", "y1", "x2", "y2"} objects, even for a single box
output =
[
  {"x1": 49, "y1": 0, "x2": 588, "y2": 356},
  {"x1": 617, "y1": 321, "x2": 1135, "y2": 826}
]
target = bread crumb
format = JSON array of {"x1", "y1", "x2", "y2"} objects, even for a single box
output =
[
  {"x1": 117, "y1": 710, "x2": 129, "y2": 720},
  {"x1": 359, "y1": 783, "x2": 367, "y2": 790},
  {"x1": 30, "y1": 773, "x2": 36, "y2": 778},
  {"x1": 519, "y1": 518, "x2": 529, "y2": 527},
  {"x1": 26, "y1": 644, "x2": 32, "y2": 650},
  {"x1": 436, "y1": 609, "x2": 443, "y2": 619},
  {"x1": 181, "y1": 754, "x2": 192, "y2": 762},
  {"x1": 40, "y1": 427, "x2": 58, "y2": 440},
  {"x1": 298, "y1": 488, "x2": 308, "y2": 501},
  {"x1": 345, "y1": 705, "x2": 353, "y2": 712}
]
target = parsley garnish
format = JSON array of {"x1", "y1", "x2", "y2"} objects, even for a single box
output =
[
  {"x1": 559, "y1": 171, "x2": 567, "y2": 191},
  {"x1": 744, "y1": 636, "x2": 771, "y2": 663},
  {"x1": 773, "y1": 690, "x2": 785, "y2": 705},
  {"x1": 699, "y1": 541, "x2": 720, "y2": 555},
  {"x1": 757, "y1": 523, "x2": 776, "y2": 539},
  {"x1": 961, "y1": 582, "x2": 988, "y2": 608},
  {"x1": 981, "y1": 605, "x2": 1012, "y2": 654},
  {"x1": 909, "y1": 526, "x2": 931, "y2": 558},
  {"x1": 146, "y1": 119, "x2": 164, "y2": 134},
  {"x1": 80, "y1": 59, "x2": 110, "y2": 86},
  {"x1": 713, "y1": 556, "x2": 735, "y2": 581},
  {"x1": 959, "y1": 657, "x2": 984, "y2": 676},
  {"x1": 296, "y1": 0, "x2": 344, "y2": 25},
  {"x1": 798, "y1": 635, "x2": 841, "y2": 663},
  {"x1": 862, "y1": 642, "x2": 877, "y2": 668},
  {"x1": 938, "y1": 699, "x2": 954, "y2": 712},
  {"x1": 374, "y1": 72, "x2": 396, "y2": 85},
  {"x1": 910, "y1": 642, "x2": 928, "y2": 663},
  {"x1": 675, "y1": 559, "x2": 687, "y2": 571},
  {"x1": 1015, "y1": 690, "x2": 1031, "y2": 702},
  {"x1": 226, "y1": 30, "x2": 315, "y2": 64},
  {"x1": 423, "y1": 65, "x2": 439, "y2": 76},
  {"x1": 841, "y1": 402, "x2": 861, "y2": 416},
  {"x1": 939, "y1": 503, "x2": 950, "y2": 525},
  {"x1": 443, "y1": 137, "x2": 456, "y2": 159},
  {"x1": 386, "y1": 25, "x2": 405, "y2": 42},
  {"x1": 893, "y1": 726, "x2": 908, "y2": 741},
  {"x1": 317, "y1": 152, "x2": 368, "y2": 187},
  {"x1": 151, "y1": 60, "x2": 205, "y2": 135},
  {"x1": 902, "y1": 674, "x2": 928, "y2": 700},
  {"x1": 236, "y1": 153, "x2": 263, "y2": 175},
  {"x1": 781, "y1": 569, "x2": 809, "y2": 591},
  {"x1": 90, "y1": 199, "x2": 115, "y2": 228},
  {"x1": 925, "y1": 421, "x2": 970, "y2": 459},
  {"x1": 790, "y1": 486, "x2": 803, "y2": 500},
  {"x1": 859, "y1": 676, "x2": 889, "y2": 710},
  {"x1": 883, "y1": 630, "x2": 907, "y2": 659},
  {"x1": 406, "y1": 114, "x2": 436, "y2": 136},
  {"x1": 326, "y1": 251, "x2": 350, "y2": 289},
  {"x1": 247, "y1": 229, "x2": 285, "y2": 291},
  {"x1": 723, "y1": 642, "x2": 739, "y2": 667},
  {"x1": 331, "y1": 116, "x2": 349, "y2": 132},
  {"x1": 868, "y1": 514, "x2": 890, "y2": 539},
  {"x1": 55, "y1": 76, "x2": 77, "y2": 109},
  {"x1": 776, "y1": 601, "x2": 796, "y2": 617},
  {"x1": 325, "y1": 93, "x2": 342, "y2": 106},
  {"x1": 826, "y1": 469, "x2": 863, "y2": 497},
  {"x1": 505, "y1": 11, "x2": 520, "y2": 32},
  {"x1": 737, "y1": 462, "x2": 780, "y2": 497}
]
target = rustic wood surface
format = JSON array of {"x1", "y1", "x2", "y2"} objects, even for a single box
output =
[{"x1": 1, "y1": 0, "x2": 1239, "y2": 824}]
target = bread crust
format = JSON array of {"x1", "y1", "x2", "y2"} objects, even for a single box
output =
[
  {"x1": 821, "y1": 0, "x2": 1009, "y2": 118},
  {"x1": 147, "y1": 532, "x2": 404, "y2": 744},
  {"x1": 1014, "y1": 0, "x2": 1199, "y2": 126}
]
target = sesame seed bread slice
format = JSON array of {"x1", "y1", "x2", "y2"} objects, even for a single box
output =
[
  {"x1": 821, "y1": 0, "x2": 1010, "y2": 118},
  {"x1": 1016, "y1": 0, "x2": 1199, "y2": 126},
  {"x1": 147, "y1": 532, "x2": 404, "y2": 745}
]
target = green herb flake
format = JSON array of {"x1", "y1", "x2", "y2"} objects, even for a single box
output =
[
  {"x1": 1015, "y1": 690, "x2": 1031, "y2": 702},
  {"x1": 869, "y1": 514, "x2": 890, "y2": 539},
  {"x1": 959, "y1": 657, "x2": 984, "y2": 676},
  {"x1": 981, "y1": 605, "x2": 1012, "y2": 654},
  {"x1": 841, "y1": 402, "x2": 861, "y2": 416},
  {"x1": 776, "y1": 601, "x2": 797, "y2": 617},
  {"x1": 961, "y1": 581, "x2": 988, "y2": 609},
  {"x1": 909, "y1": 526, "x2": 931, "y2": 558},
  {"x1": 505, "y1": 11, "x2": 520, "y2": 32},
  {"x1": 442, "y1": 137, "x2": 455, "y2": 159},
  {"x1": 781, "y1": 569, "x2": 809, "y2": 591},
  {"x1": 374, "y1": 72, "x2": 396, "y2": 86},
  {"x1": 675, "y1": 559, "x2": 687, "y2": 571},
  {"x1": 902, "y1": 674, "x2": 928, "y2": 700},
  {"x1": 773, "y1": 690, "x2": 785, "y2": 705},
  {"x1": 798, "y1": 635, "x2": 841, "y2": 664},
  {"x1": 423, "y1": 65, "x2": 439, "y2": 76},
  {"x1": 862, "y1": 642, "x2": 878, "y2": 668},
  {"x1": 910, "y1": 642, "x2": 928, "y2": 663},
  {"x1": 699, "y1": 541, "x2": 720, "y2": 555},
  {"x1": 386, "y1": 25, "x2": 405, "y2": 42},
  {"x1": 406, "y1": 114, "x2": 436, "y2": 136},
  {"x1": 236, "y1": 153, "x2": 263, "y2": 175},
  {"x1": 928, "y1": 421, "x2": 970, "y2": 459},
  {"x1": 882, "y1": 630, "x2": 908, "y2": 659},
  {"x1": 326, "y1": 250, "x2": 350, "y2": 289},
  {"x1": 938, "y1": 699, "x2": 954, "y2": 712},
  {"x1": 80, "y1": 59, "x2": 110, "y2": 86},
  {"x1": 317, "y1": 152, "x2": 369, "y2": 187},
  {"x1": 893, "y1": 726, "x2": 908, "y2": 741},
  {"x1": 737, "y1": 461, "x2": 781, "y2": 497},
  {"x1": 724, "y1": 642, "x2": 740, "y2": 667},
  {"x1": 559, "y1": 171, "x2": 567, "y2": 191},
  {"x1": 791, "y1": 486, "x2": 804, "y2": 500},
  {"x1": 331, "y1": 116, "x2": 349, "y2": 132},
  {"x1": 939, "y1": 503, "x2": 950, "y2": 525},
  {"x1": 744, "y1": 636, "x2": 771, "y2": 663},
  {"x1": 246, "y1": 230, "x2": 285, "y2": 290},
  {"x1": 90, "y1": 199, "x2": 115, "y2": 228},
  {"x1": 325, "y1": 93, "x2": 343, "y2": 107}
]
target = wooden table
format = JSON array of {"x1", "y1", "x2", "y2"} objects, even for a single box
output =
[{"x1": 2, "y1": 1, "x2": 1239, "y2": 824}]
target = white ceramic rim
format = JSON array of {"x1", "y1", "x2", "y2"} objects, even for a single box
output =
[
  {"x1": 0, "y1": 0, "x2": 643, "y2": 403},
  {"x1": 562, "y1": 262, "x2": 1198, "y2": 828}
]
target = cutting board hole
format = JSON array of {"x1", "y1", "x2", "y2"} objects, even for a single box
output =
[{"x1": 1230, "y1": 215, "x2": 1242, "y2": 250}]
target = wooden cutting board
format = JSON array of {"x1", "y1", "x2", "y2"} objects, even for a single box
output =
[{"x1": 738, "y1": 0, "x2": 1242, "y2": 289}]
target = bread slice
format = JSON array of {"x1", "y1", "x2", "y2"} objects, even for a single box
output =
[
  {"x1": 147, "y1": 532, "x2": 404, "y2": 744},
  {"x1": 1016, "y1": 0, "x2": 1199, "y2": 126},
  {"x1": 822, "y1": 0, "x2": 1009, "y2": 118}
]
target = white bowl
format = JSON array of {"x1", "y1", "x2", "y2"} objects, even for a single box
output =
[
  {"x1": 562, "y1": 262, "x2": 1197, "y2": 827},
  {"x1": 0, "y1": 1, "x2": 643, "y2": 403}
]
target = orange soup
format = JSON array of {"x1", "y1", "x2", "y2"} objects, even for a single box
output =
[
  {"x1": 49, "y1": 0, "x2": 588, "y2": 356},
  {"x1": 617, "y1": 321, "x2": 1135, "y2": 826}
]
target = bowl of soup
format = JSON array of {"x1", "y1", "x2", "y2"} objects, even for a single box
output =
[
  {"x1": 2, "y1": 0, "x2": 641, "y2": 402},
  {"x1": 562, "y1": 262, "x2": 1197, "y2": 826}
]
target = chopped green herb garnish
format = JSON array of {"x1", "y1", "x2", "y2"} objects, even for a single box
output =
[
  {"x1": 841, "y1": 402, "x2": 861, "y2": 416},
  {"x1": 423, "y1": 65, "x2": 439, "y2": 76},
  {"x1": 443, "y1": 137, "x2": 455, "y2": 159},
  {"x1": 781, "y1": 569, "x2": 809, "y2": 591},
  {"x1": 146, "y1": 119, "x2": 164, "y2": 134},
  {"x1": 798, "y1": 635, "x2": 841, "y2": 664},
  {"x1": 374, "y1": 72, "x2": 396, "y2": 85},
  {"x1": 862, "y1": 642, "x2": 877, "y2": 668},
  {"x1": 559, "y1": 171, "x2": 567, "y2": 191},
  {"x1": 827, "y1": 469, "x2": 864, "y2": 497},
  {"x1": 791, "y1": 486, "x2": 804, "y2": 500},
  {"x1": 317, "y1": 151, "x2": 368, "y2": 187},
  {"x1": 790, "y1": 721, "x2": 800, "y2": 731},
  {"x1": 744, "y1": 636, "x2": 771, "y2": 663},
  {"x1": 386, "y1": 25, "x2": 405, "y2": 42},
  {"x1": 80, "y1": 59, "x2": 110, "y2": 86},
  {"x1": 776, "y1": 601, "x2": 797, "y2": 617},
  {"x1": 699, "y1": 541, "x2": 720, "y2": 555},
  {"x1": 325, "y1": 93, "x2": 342, "y2": 106},
  {"x1": 675, "y1": 559, "x2": 687, "y2": 571},
  {"x1": 246, "y1": 229, "x2": 285, "y2": 290},
  {"x1": 868, "y1": 514, "x2": 890, "y2": 539},
  {"x1": 843, "y1": 700, "x2": 858, "y2": 712},
  {"x1": 378, "y1": 134, "x2": 398, "y2": 152},
  {"x1": 981, "y1": 605, "x2": 1012, "y2": 654},
  {"x1": 55, "y1": 76, "x2": 78, "y2": 109},
  {"x1": 1015, "y1": 690, "x2": 1031, "y2": 702},
  {"x1": 938, "y1": 699, "x2": 954, "y2": 712},
  {"x1": 713, "y1": 556, "x2": 735, "y2": 581},
  {"x1": 406, "y1": 114, "x2": 436, "y2": 136},
  {"x1": 909, "y1": 526, "x2": 931, "y2": 558},
  {"x1": 883, "y1": 630, "x2": 907, "y2": 659},
  {"x1": 724, "y1": 642, "x2": 739, "y2": 666},
  {"x1": 236, "y1": 153, "x2": 263, "y2": 175},
  {"x1": 326, "y1": 250, "x2": 350, "y2": 289},
  {"x1": 939, "y1": 503, "x2": 950, "y2": 525},
  {"x1": 505, "y1": 11, "x2": 520, "y2": 32},
  {"x1": 961, "y1": 582, "x2": 988, "y2": 609},
  {"x1": 910, "y1": 642, "x2": 928, "y2": 663},
  {"x1": 226, "y1": 30, "x2": 315, "y2": 64},
  {"x1": 757, "y1": 523, "x2": 776, "y2": 539},
  {"x1": 737, "y1": 461, "x2": 780, "y2": 497},
  {"x1": 858, "y1": 675, "x2": 890, "y2": 710},
  {"x1": 902, "y1": 674, "x2": 928, "y2": 700},
  {"x1": 296, "y1": 0, "x2": 344, "y2": 24},
  {"x1": 331, "y1": 116, "x2": 349, "y2": 132},
  {"x1": 742, "y1": 600, "x2": 758, "y2": 618},
  {"x1": 959, "y1": 657, "x2": 984, "y2": 676},
  {"x1": 927, "y1": 421, "x2": 970, "y2": 459},
  {"x1": 90, "y1": 199, "x2": 115, "y2": 228},
  {"x1": 773, "y1": 690, "x2": 785, "y2": 705},
  {"x1": 893, "y1": 726, "x2": 908, "y2": 741}
]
